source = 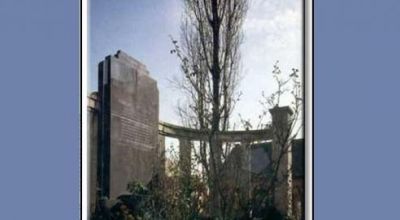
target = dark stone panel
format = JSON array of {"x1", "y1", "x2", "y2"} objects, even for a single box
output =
[{"x1": 96, "y1": 51, "x2": 159, "y2": 200}]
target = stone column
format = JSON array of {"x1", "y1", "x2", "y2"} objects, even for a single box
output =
[
  {"x1": 156, "y1": 135, "x2": 166, "y2": 178},
  {"x1": 179, "y1": 138, "x2": 191, "y2": 180},
  {"x1": 241, "y1": 140, "x2": 252, "y2": 200},
  {"x1": 269, "y1": 106, "x2": 294, "y2": 218}
]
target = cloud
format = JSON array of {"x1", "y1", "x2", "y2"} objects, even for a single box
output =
[
  {"x1": 232, "y1": 0, "x2": 303, "y2": 127},
  {"x1": 243, "y1": 0, "x2": 302, "y2": 67}
]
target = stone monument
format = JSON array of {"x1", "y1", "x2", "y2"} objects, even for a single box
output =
[{"x1": 97, "y1": 50, "x2": 160, "y2": 200}]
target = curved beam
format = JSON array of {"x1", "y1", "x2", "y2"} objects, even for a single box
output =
[{"x1": 158, "y1": 121, "x2": 273, "y2": 142}]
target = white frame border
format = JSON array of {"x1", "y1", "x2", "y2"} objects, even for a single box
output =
[
  {"x1": 80, "y1": 0, "x2": 314, "y2": 219},
  {"x1": 305, "y1": 0, "x2": 314, "y2": 219},
  {"x1": 81, "y1": 0, "x2": 88, "y2": 219}
]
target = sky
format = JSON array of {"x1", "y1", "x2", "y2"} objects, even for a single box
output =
[{"x1": 89, "y1": 0, "x2": 303, "y2": 129}]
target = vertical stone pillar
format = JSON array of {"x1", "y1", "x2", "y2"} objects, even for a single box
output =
[
  {"x1": 179, "y1": 138, "x2": 191, "y2": 179},
  {"x1": 269, "y1": 106, "x2": 293, "y2": 218},
  {"x1": 241, "y1": 140, "x2": 252, "y2": 199},
  {"x1": 157, "y1": 135, "x2": 166, "y2": 177}
]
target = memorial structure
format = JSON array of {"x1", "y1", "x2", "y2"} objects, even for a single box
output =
[
  {"x1": 88, "y1": 51, "x2": 304, "y2": 219},
  {"x1": 90, "y1": 51, "x2": 161, "y2": 208}
]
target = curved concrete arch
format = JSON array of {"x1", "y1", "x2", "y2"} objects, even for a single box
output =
[{"x1": 158, "y1": 121, "x2": 273, "y2": 142}]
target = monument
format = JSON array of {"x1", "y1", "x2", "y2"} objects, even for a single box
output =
[
  {"x1": 88, "y1": 51, "x2": 304, "y2": 218},
  {"x1": 96, "y1": 50, "x2": 160, "y2": 201}
]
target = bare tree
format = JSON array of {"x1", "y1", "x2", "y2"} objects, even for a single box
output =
[{"x1": 170, "y1": 0, "x2": 248, "y2": 218}]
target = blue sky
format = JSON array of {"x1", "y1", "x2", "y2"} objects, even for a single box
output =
[{"x1": 89, "y1": 0, "x2": 302, "y2": 127}]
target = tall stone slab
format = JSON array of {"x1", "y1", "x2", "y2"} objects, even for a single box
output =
[{"x1": 97, "y1": 50, "x2": 159, "y2": 199}]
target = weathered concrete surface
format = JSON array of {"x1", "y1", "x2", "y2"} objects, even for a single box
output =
[{"x1": 97, "y1": 50, "x2": 159, "y2": 200}]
